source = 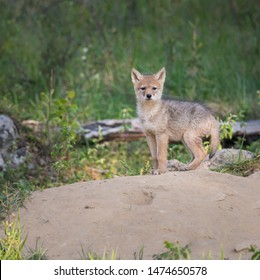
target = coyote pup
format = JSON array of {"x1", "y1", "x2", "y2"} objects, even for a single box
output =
[{"x1": 131, "y1": 67, "x2": 219, "y2": 174}]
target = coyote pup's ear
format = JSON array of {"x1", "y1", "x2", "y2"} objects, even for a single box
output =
[
  {"x1": 131, "y1": 68, "x2": 143, "y2": 83},
  {"x1": 154, "y1": 67, "x2": 166, "y2": 83}
]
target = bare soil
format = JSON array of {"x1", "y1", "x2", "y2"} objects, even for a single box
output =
[{"x1": 10, "y1": 169, "x2": 260, "y2": 260}]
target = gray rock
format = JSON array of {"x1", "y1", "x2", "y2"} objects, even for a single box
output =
[
  {"x1": 167, "y1": 149, "x2": 255, "y2": 171},
  {"x1": 0, "y1": 154, "x2": 5, "y2": 169},
  {"x1": 0, "y1": 114, "x2": 18, "y2": 149},
  {"x1": 0, "y1": 115, "x2": 19, "y2": 170},
  {"x1": 209, "y1": 149, "x2": 255, "y2": 169},
  {"x1": 0, "y1": 114, "x2": 30, "y2": 170},
  {"x1": 11, "y1": 147, "x2": 28, "y2": 167}
]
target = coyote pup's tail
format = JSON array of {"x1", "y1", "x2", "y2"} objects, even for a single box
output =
[{"x1": 209, "y1": 120, "x2": 220, "y2": 159}]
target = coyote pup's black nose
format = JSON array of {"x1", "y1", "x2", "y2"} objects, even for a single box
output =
[{"x1": 146, "y1": 94, "x2": 152, "y2": 99}]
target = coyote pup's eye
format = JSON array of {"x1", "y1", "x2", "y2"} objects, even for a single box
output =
[
  {"x1": 140, "y1": 87, "x2": 146, "y2": 91},
  {"x1": 152, "y1": 87, "x2": 157, "y2": 91}
]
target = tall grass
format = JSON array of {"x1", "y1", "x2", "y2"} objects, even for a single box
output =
[{"x1": 0, "y1": 212, "x2": 47, "y2": 260}]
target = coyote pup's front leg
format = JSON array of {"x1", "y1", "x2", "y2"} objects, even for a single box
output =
[
  {"x1": 147, "y1": 132, "x2": 168, "y2": 175},
  {"x1": 145, "y1": 133, "x2": 158, "y2": 172},
  {"x1": 153, "y1": 133, "x2": 168, "y2": 174}
]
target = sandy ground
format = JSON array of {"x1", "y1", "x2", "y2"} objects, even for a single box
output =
[{"x1": 8, "y1": 168, "x2": 260, "y2": 260}]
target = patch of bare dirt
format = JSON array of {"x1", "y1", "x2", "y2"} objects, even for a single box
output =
[{"x1": 6, "y1": 169, "x2": 260, "y2": 260}]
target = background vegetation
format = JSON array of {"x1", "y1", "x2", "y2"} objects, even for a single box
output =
[
  {"x1": 1, "y1": 0, "x2": 259, "y2": 120},
  {"x1": 0, "y1": 0, "x2": 260, "y2": 217}
]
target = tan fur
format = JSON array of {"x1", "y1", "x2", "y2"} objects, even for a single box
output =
[{"x1": 131, "y1": 67, "x2": 220, "y2": 174}]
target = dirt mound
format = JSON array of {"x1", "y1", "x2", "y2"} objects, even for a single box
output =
[{"x1": 8, "y1": 169, "x2": 260, "y2": 260}]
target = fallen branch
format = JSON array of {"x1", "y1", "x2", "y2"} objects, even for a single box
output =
[
  {"x1": 81, "y1": 118, "x2": 144, "y2": 142},
  {"x1": 81, "y1": 118, "x2": 260, "y2": 143}
]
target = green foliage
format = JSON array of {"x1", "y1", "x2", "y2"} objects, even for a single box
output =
[
  {"x1": 119, "y1": 160, "x2": 136, "y2": 176},
  {"x1": 81, "y1": 248, "x2": 118, "y2": 260},
  {"x1": 119, "y1": 107, "x2": 134, "y2": 130},
  {"x1": 27, "y1": 247, "x2": 47, "y2": 260},
  {"x1": 246, "y1": 139, "x2": 260, "y2": 155},
  {"x1": 0, "y1": 213, "x2": 46, "y2": 260},
  {"x1": 82, "y1": 242, "x2": 190, "y2": 260},
  {"x1": 40, "y1": 90, "x2": 80, "y2": 145},
  {"x1": 84, "y1": 140, "x2": 150, "y2": 178},
  {"x1": 134, "y1": 246, "x2": 145, "y2": 260},
  {"x1": 0, "y1": 171, "x2": 33, "y2": 220},
  {"x1": 49, "y1": 92, "x2": 80, "y2": 169},
  {"x1": 168, "y1": 144, "x2": 191, "y2": 163},
  {"x1": 0, "y1": 0, "x2": 259, "y2": 119},
  {"x1": 184, "y1": 21, "x2": 204, "y2": 100},
  {"x1": 153, "y1": 241, "x2": 191, "y2": 260},
  {"x1": 0, "y1": 213, "x2": 26, "y2": 260},
  {"x1": 219, "y1": 113, "x2": 239, "y2": 141},
  {"x1": 139, "y1": 161, "x2": 152, "y2": 176},
  {"x1": 215, "y1": 155, "x2": 260, "y2": 177},
  {"x1": 219, "y1": 116, "x2": 236, "y2": 141},
  {"x1": 39, "y1": 89, "x2": 81, "y2": 180},
  {"x1": 249, "y1": 245, "x2": 260, "y2": 260}
]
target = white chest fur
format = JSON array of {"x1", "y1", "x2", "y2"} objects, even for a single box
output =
[{"x1": 137, "y1": 102, "x2": 165, "y2": 134}]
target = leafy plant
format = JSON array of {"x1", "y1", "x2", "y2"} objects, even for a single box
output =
[
  {"x1": 40, "y1": 90, "x2": 81, "y2": 180},
  {"x1": 219, "y1": 113, "x2": 238, "y2": 141},
  {"x1": 219, "y1": 111, "x2": 245, "y2": 141},
  {"x1": 153, "y1": 241, "x2": 191, "y2": 260},
  {"x1": 119, "y1": 107, "x2": 134, "y2": 130},
  {"x1": 249, "y1": 245, "x2": 260, "y2": 260}
]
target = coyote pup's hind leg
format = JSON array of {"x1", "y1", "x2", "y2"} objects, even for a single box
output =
[{"x1": 181, "y1": 131, "x2": 207, "y2": 171}]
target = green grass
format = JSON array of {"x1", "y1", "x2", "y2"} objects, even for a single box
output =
[
  {"x1": 80, "y1": 241, "x2": 259, "y2": 260},
  {"x1": 0, "y1": 177, "x2": 32, "y2": 220},
  {"x1": 0, "y1": 213, "x2": 26, "y2": 260},
  {"x1": 0, "y1": 212, "x2": 46, "y2": 260},
  {"x1": 81, "y1": 248, "x2": 118, "y2": 260}
]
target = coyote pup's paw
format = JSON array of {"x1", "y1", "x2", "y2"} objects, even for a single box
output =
[
  {"x1": 178, "y1": 165, "x2": 190, "y2": 171},
  {"x1": 151, "y1": 168, "x2": 167, "y2": 175}
]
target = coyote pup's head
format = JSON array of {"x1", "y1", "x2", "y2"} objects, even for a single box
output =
[{"x1": 131, "y1": 67, "x2": 166, "y2": 102}]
